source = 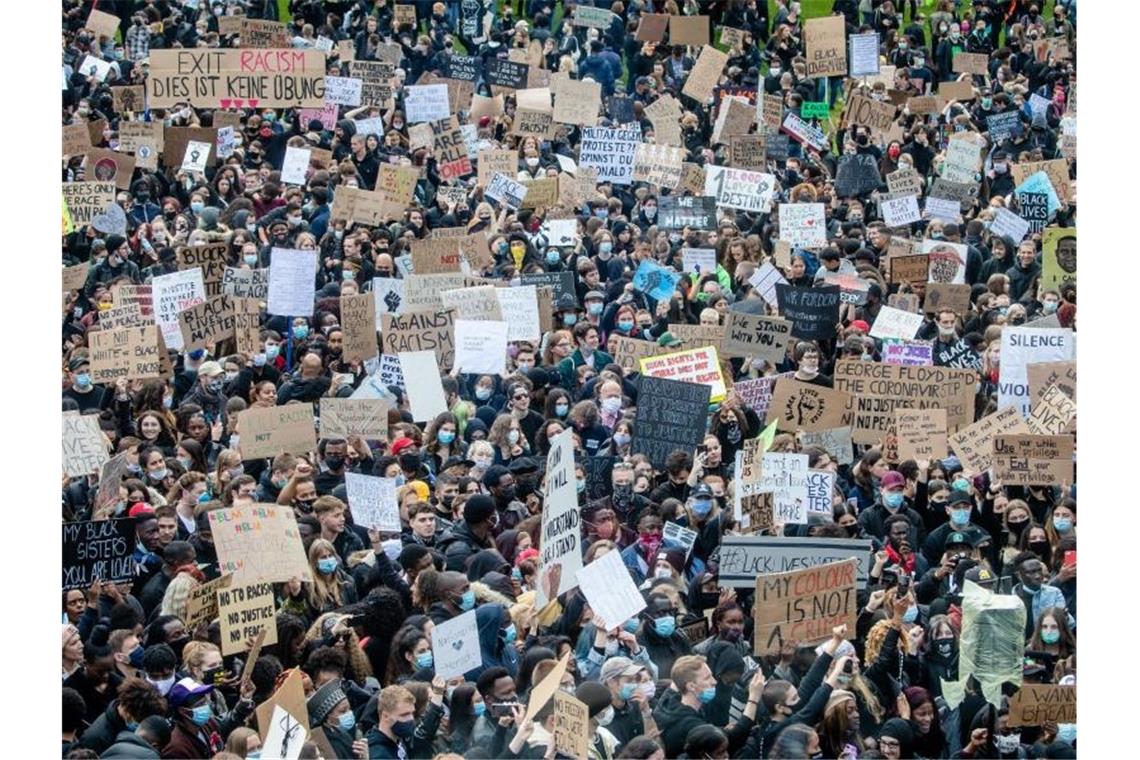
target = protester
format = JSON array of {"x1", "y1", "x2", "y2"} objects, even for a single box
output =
[{"x1": 60, "y1": 2, "x2": 1077, "y2": 758}]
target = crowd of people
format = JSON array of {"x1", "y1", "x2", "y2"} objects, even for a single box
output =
[{"x1": 61, "y1": 0, "x2": 1077, "y2": 758}]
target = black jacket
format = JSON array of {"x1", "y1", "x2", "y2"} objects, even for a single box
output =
[
  {"x1": 77, "y1": 699, "x2": 128, "y2": 754},
  {"x1": 101, "y1": 730, "x2": 160, "y2": 759},
  {"x1": 437, "y1": 521, "x2": 493, "y2": 573}
]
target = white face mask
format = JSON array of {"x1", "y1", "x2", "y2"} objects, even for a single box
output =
[
  {"x1": 596, "y1": 706, "x2": 615, "y2": 726},
  {"x1": 147, "y1": 676, "x2": 177, "y2": 696},
  {"x1": 508, "y1": 430, "x2": 520, "y2": 444}
]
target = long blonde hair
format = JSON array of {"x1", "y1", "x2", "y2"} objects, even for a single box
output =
[{"x1": 306, "y1": 539, "x2": 346, "y2": 612}]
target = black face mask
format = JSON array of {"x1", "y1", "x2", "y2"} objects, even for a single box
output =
[
  {"x1": 612, "y1": 484, "x2": 633, "y2": 511},
  {"x1": 325, "y1": 455, "x2": 345, "y2": 471},
  {"x1": 498, "y1": 485, "x2": 517, "y2": 503},
  {"x1": 168, "y1": 636, "x2": 190, "y2": 662},
  {"x1": 1028, "y1": 541, "x2": 1050, "y2": 557},
  {"x1": 295, "y1": 498, "x2": 316, "y2": 514},
  {"x1": 376, "y1": 269, "x2": 392, "y2": 277},
  {"x1": 844, "y1": 524, "x2": 861, "y2": 538},
  {"x1": 934, "y1": 638, "x2": 957, "y2": 659},
  {"x1": 1007, "y1": 520, "x2": 1029, "y2": 537}
]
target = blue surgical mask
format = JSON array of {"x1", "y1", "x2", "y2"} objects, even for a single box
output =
[
  {"x1": 252, "y1": 353, "x2": 267, "y2": 367},
  {"x1": 458, "y1": 590, "x2": 476, "y2": 611},
  {"x1": 692, "y1": 499, "x2": 713, "y2": 516},
  {"x1": 595, "y1": 208, "x2": 609, "y2": 220},
  {"x1": 588, "y1": 302, "x2": 603, "y2": 316},
  {"x1": 1043, "y1": 301, "x2": 1059, "y2": 314},
  {"x1": 438, "y1": 431, "x2": 456, "y2": 445},
  {"x1": 576, "y1": 479, "x2": 586, "y2": 493},
  {"x1": 952, "y1": 478, "x2": 971, "y2": 492},
  {"x1": 620, "y1": 683, "x2": 637, "y2": 700},
  {"x1": 1041, "y1": 629, "x2": 1060, "y2": 645},
  {"x1": 617, "y1": 320, "x2": 635, "y2": 333},
  {"x1": 190, "y1": 201, "x2": 205, "y2": 214},
  {"x1": 472, "y1": 702, "x2": 486, "y2": 718},
  {"x1": 562, "y1": 313, "x2": 577, "y2": 326},
  {"x1": 502, "y1": 624, "x2": 517, "y2": 644},
  {"x1": 75, "y1": 372, "x2": 92, "y2": 388},
  {"x1": 599, "y1": 241, "x2": 613, "y2": 255},
  {"x1": 698, "y1": 686, "x2": 717, "y2": 704},
  {"x1": 317, "y1": 556, "x2": 339, "y2": 575},
  {"x1": 265, "y1": 344, "x2": 280, "y2": 360},
  {"x1": 555, "y1": 403, "x2": 569, "y2": 417},
  {"x1": 338, "y1": 710, "x2": 356, "y2": 732},
  {"x1": 546, "y1": 251, "x2": 561, "y2": 265},
  {"x1": 150, "y1": 468, "x2": 169, "y2": 482},
  {"x1": 190, "y1": 704, "x2": 212, "y2": 726},
  {"x1": 511, "y1": 567, "x2": 523, "y2": 582},
  {"x1": 343, "y1": 270, "x2": 356, "y2": 281},
  {"x1": 623, "y1": 618, "x2": 639, "y2": 633},
  {"x1": 1053, "y1": 517, "x2": 1072, "y2": 532},
  {"x1": 950, "y1": 508, "x2": 971, "y2": 526},
  {"x1": 883, "y1": 492, "x2": 905, "y2": 510},
  {"x1": 244, "y1": 254, "x2": 258, "y2": 266},
  {"x1": 653, "y1": 617, "x2": 676, "y2": 637},
  {"x1": 475, "y1": 387, "x2": 492, "y2": 401},
  {"x1": 613, "y1": 433, "x2": 631, "y2": 447},
  {"x1": 903, "y1": 605, "x2": 919, "y2": 623},
  {"x1": 293, "y1": 325, "x2": 310, "y2": 340},
  {"x1": 163, "y1": 395, "x2": 174, "y2": 409}
]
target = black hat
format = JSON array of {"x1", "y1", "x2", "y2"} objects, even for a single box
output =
[
  {"x1": 575, "y1": 681, "x2": 613, "y2": 719},
  {"x1": 944, "y1": 531, "x2": 971, "y2": 549},
  {"x1": 307, "y1": 119, "x2": 325, "y2": 132},
  {"x1": 68, "y1": 357, "x2": 90, "y2": 372},
  {"x1": 307, "y1": 679, "x2": 347, "y2": 726},
  {"x1": 691, "y1": 483, "x2": 714, "y2": 499},
  {"x1": 964, "y1": 564, "x2": 997, "y2": 588},
  {"x1": 507, "y1": 457, "x2": 539, "y2": 476},
  {"x1": 463, "y1": 494, "x2": 496, "y2": 524},
  {"x1": 554, "y1": 293, "x2": 578, "y2": 312},
  {"x1": 947, "y1": 491, "x2": 972, "y2": 506},
  {"x1": 819, "y1": 247, "x2": 841, "y2": 261}
]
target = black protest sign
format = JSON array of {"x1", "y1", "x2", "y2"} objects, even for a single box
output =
[
  {"x1": 765, "y1": 133, "x2": 791, "y2": 162},
  {"x1": 934, "y1": 338, "x2": 982, "y2": 370},
  {"x1": 520, "y1": 271, "x2": 577, "y2": 305},
  {"x1": 444, "y1": 55, "x2": 481, "y2": 82},
  {"x1": 1016, "y1": 192, "x2": 1051, "y2": 233},
  {"x1": 632, "y1": 376, "x2": 712, "y2": 469},
  {"x1": 775, "y1": 284, "x2": 841, "y2": 340},
  {"x1": 659, "y1": 196, "x2": 717, "y2": 230},
  {"x1": 486, "y1": 58, "x2": 528, "y2": 89},
  {"x1": 986, "y1": 111, "x2": 1023, "y2": 143},
  {"x1": 834, "y1": 153, "x2": 882, "y2": 197},
  {"x1": 62, "y1": 519, "x2": 136, "y2": 590},
  {"x1": 607, "y1": 95, "x2": 636, "y2": 125},
  {"x1": 585, "y1": 456, "x2": 616, "y2": 501}
]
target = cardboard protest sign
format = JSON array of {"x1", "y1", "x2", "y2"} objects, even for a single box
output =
[
  {"x1": 991, "y1": 434, "x2": 1074, "y2": 486},
  {"x1": 486, "y1": 58, "x2": 528, "y2": 90},
  {"x1": 753, "y1": 559, "x2": 858, "y2": 654},
  {"x1": 84, "y1": 8, "x2": 120, "y2": 39},
  {"x1": 924, "y1": 283, "x2": 972, "y2": 315},
  {"x1": 887, "y1": 168, "x2": 924, "y2": 197},
  {"x1": 151, "y1": 268, "x2": 206, "y2": 351},
  {"x1": 111, "y1": 85, "x2": 144, "y2": 114},
  {"x1": 532, "y1": 429, "x2": 585, "y2": 607},
  {"x1": 255, "y1": 669, "x2": 309, "y2": 742},
  {"x1": 95, "y1": 301, "x2": 148, "y2": 330},
  {"x1": 236, "y1": 404, "x2": 316, "y2": 461},
  {"x1": 729, "y1": 135, "x2": 767, "y2": 170},
  {"x1": 339, "y1": 293, "x2": 378, "y2": 362},
  {"x1": 62, "y1": 182, "x2": 115, "y2": 226},
  {"x1": 90, "y1": 324, "x2": 162, "y2": 383},
  {"x1": 732, "y1": 373, "x2": 792, "y2": 420},
  {"x1": 400, "y1": 350, "x2": 449, "y2": 422},
  {"x1": 62, "y1": 519, "x2": 134, "y2": 590},
  {"x1": 62, "y1": 262, "x2": 89, "y2": 293},
  {"x1": 441, "y1": 285, "x2": 503, "y2": 322},
  {"x1": 494, "y1": 286, "x2": 541, "y2": 342},
  {"x1": 1011, "y1": 159, "x2": 1072, "y2": 202},
  {"x1": 719, "y1": 535, "x2": 873, "y2": 589},
  {"x1": 775, "y1": 284, "x2": 841, "y2": 341},
  {"x1": 552, "y1": 78, "x2": 602, "y2": 126},
  {"x1": 869, "y1": 305, "x2": 924, "y2": 341},
  {"x1": 895, "y1": 408, "x2": 948, "y2": 461},
  {"x1": 176, "y1": 242, "x2": 229, "y2": 298},
  {"x1": 208, "y1": 505, "x2": 312, "y2": 583},
  {"x1": 1027, "y1": 361, "x2": 1076, "y2": 411},
  {"x1": 998, "y1": 327, "x2": 1075, "y2": 416},
  {"x1": 85, "y1": 148, "x2": 136, "y2": 189},
  {"x1": 146, "y1": 49, "x2": 326, "y2": 109},
  {"x1": 554, "y1": 692, "x2": 590, "y2": 759},
  {"x1": 722, "y1": 313, "x2": 792, "y2": 363},
  {"x1": 405, "y1": 84, "x2": 450, "y2": 123},
  {"x1": 573, "y1": 546, "x2": 646, "y2": 630},
  {"x1": 706, "y1": 166, "x2": 777, "y2": 213},
  {"x1": 477, "y1": 149, "x2": 517, "y2": 188},
  {"x1": 639, "y1": 345, "x2": 726, "y2": 401},
  {"x1": 453, "y1": 319, "x2": 508, "y2": 375},
  {"x1": 635, "y1": 13, "x2": 669, "y2": 42},
  {"x1": 344, "y1": 473, "x2": 400, "y2": 533},
  {"x1": 318, "y1": 398, "x2": 388, "y2": 440},
  {"x1": 887, "y1": 293, "x2": 921, "y2": 314},
  {"x1": 1026, "y1": 385, "x2": 1076, "y2": 436},
  {"x1": 381, "y1": 309, "x2": 455, "y2": 368},
  {"x1": 946, "y1": 406, "x2": 1030, "y2": 476},
  {"x1": 485, "y1": 172, "x2": 529, "y2": 209},
  {"x1": 177, "y1": 294, "x2": 236, "y2": 352},
  {"x1": 834, "y1": 360, "x2": 976, "y2": 444},
  {"x1": 63, "y1": 122, "x2": 92, "y2": 158},
  {"x1": 669, "y1": 14, "x2": 709, "y2": 45},
  {"x1": 185, "y1": 573, "x2": 234, "y2": 629},
  {"x1": 632, "y1": 143, "x2": 684, "y2": 189},
  {"x1": 682, "y1": 46, "x2": 729, "y2": 103},
  {"x1": 611, "y1": 335, "x2": 669, "y2": 374},
  {"x1": 239, "y1": 18, "x2": 290, "y2": 47},
  {"x1": 218, "y1": 579, "x2": 278, "y2": 655},
  {"x1": 267, "y1": 248, "x2": 318, "y2": 316},
  {"x1": 578, "y1": 126, "x2": 639, "y2": 185},
  {"x1": 632, "y1": 375, "x2": 712, "y2": 469},
  {"x1": 805, "y1": 16, "x2": 847, "y2": 78},
  {"x1": 349, "y1": 61, "x2": 395, "y2": 105},
  {"x1": 711, "y1": 97, "x2": 754, "y2": 145},
  {"x1": 778, "y1": 203, "x2": 827, "y2": 248},
  {"x1": 843, "y1": 93, "x2": 897, "y2": 137},
  {"x1": 432, "y1": 609, "x2": 482, "y2": 680},
  {"x1": 767, "y1": 379, "x2": 851, "y2": 433},
  {"x1": 1041, "y1": 227, "x2": 1076, "y2": 290},
  {"x1": 1007, "y1": 685, "x2": 1076, "y2": 728},
  {"x1": 922, "y1": 239, "x2": 967, "y2": 284}
]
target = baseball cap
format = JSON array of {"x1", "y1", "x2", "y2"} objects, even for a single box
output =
[
  {"x1": 849, "y1": 319, "x2": 871, "y2": 333},
  {"x1": 964, "y1": 564, "x2": 997, "y2": 587},
  {"x1": 197, "y1": 361, "x2": 224, "y2": 378},
  {"x1": 691, "y1": 483, "x2": 714, "y2": 499},
  {"x1": 657, "y1": 332, "x2": 683, "y2": 348},
  {"x1": 944, "y1": 531, "x2": 971, "y2": 549},
  {"x1": 881, "y1": 471, "x2": 906, "y2": 490},
  {"x1": 600, "y1": 656, "x2": 644, "y2": 681},
  {"x1": 167, "y1": 677, "x2": 213, "y2": 707},
  {"x1": 390, "y1": 437, "x2": 416, "y2": 456}
]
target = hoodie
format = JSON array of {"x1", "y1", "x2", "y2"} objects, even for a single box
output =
[{"x1": 473, "y1": 602, "x2": 520, "y2": 679}]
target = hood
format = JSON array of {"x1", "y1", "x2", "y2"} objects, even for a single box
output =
[
  {"x1": 471, "y1": 580, "x2": 514, "y2": 608},
  {"x1": 878, "y1": 718, "x2": 915, "y2": 758},
  {"x1": 706, "y1": 641, "x2": 745, "y2": 680},
  {"x1": 336, "y1": 119, "x2": 357, "y2": 138},
  {"x1": 467, "y1": 549, "x2": 509, "y2": 582}
]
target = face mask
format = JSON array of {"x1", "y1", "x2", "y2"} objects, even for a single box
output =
[
  {"x1": 643, "y1": 205, "x2": 656, "y2": 218},
  {"x1": 576, "y1": 479, "x2": 586, "y2": 494},
  {"x1": 903, "y1": 605, "x2": 919, "y2": 623},
  {"x1": 613, "y1": 433, "x2": 631, "y2": 447},
  {"x1": 472, "y1": 702, "x2": 486, "y2": 718},
  {"x1": 502, "y1": 624, "x2": 517, "y2": 644},
  {"x1": 1053, "y1": 517, "x2": 1072, "y2": 532},
  {"x1": 147, "y1": 675, "x2": 176, "y2": 695},
  {"x1": 546, "y1": 251, "x2": 561, "y2": 265},
  {"x1": 208, "y1": 379, "x2": 224, "y2": 394},
  {"x1": 562, "y1": 312, "x2": 580, "y2": 327},
  {"x1": 1043, "y1": 301, "x2": 1059, "y2": 314},
  {"x1": 619, "y1": 683, "x2": 637, "y2": 701},
  {"x1": 883, "y1": 492, "x2": 905, "y2": 510},
  {"x1": 995, "y1": 733, "x2": 1021, "y2": 753},
  {"x1": 190, "y1": 704, "x2": 212, "y2": 726},
  {"x1": 458, "y1": 589, "x2": 476, "y2": 611},
  {"x1": 436, "y1": 430, "x2": 456, "y2": 445},
  {"x1": 1041, "y1": 629, "x2": 1061, "y2": 645},
  {"x1": 243, "y1": 254, "x2": 259, "y2": 266},
  {"x1": 653, "y1": 617, "x2": 675, "y2": 637},
  {"x1": 994, "y1": 162, "x2": 1008, "y2": 173},
  {"x1": 190, "y1": 201, "x2": 205, "y2": 214},
  {"x1": 471, "y1": 385, "x2": 494, "y2": 403},
  {"x1": 598, "y1": 241, "x2": 613, "y2": 256},
  {"x1": 698, "y1": 686, "x2": 717, "y2": 704},
  {"x1": 293, "y1": 326, "x2": 310, "y2": 340},
  {"x1": 392, "y1": 718, "x2": 416, "y2": 740},
  {"x1": 150, "y1": 468, "x2": 169, "y2": 482},
  {"x1": 914, "y1": 57, "x2": 925, "y2": 67},
  {"x1": 588, "y1": 302, "x2": 603, "y2": 316},
  {"x1": 393, "y1": 474, "x2": 406, "y2": 487},
  {"x1": 508, "y1": 430, "x2": 520, "y2": 445},
  {"x1": 75, "y1": 373, "x2": 92, "y2": 389},
  {"x1": 1029, "y1": 541, "x2": 1050, "y2": 557},
  {"x1": 952, "y1": 478, "x2": 971, "y2": 492},
  {"x1": 1056, "y1": 724, "x2": 1076, "y2": 744},
  {"x1": 265, "y1": 344, "x2": 280, "y2": 360},
  {"x1": 770, "y1": 67, "x2": 781, "y2": 77},
  {"x1": 933, "y1": 637, "x2": 956, "y2": 658},
  {"x1": 596, "y1": 706, "x2": 615, "y2": 726},
  {"x1": 335, "y1": 710, "x2": 356, "y2": 732},
  {"x1": 595, "y1": 209, "x2": 609, "y2": 220},
  {"x1": 317, "y1": 557, "x2": 338, "y2": 575},
  {"x1": 950, "y1": 508, "x2": 971, "y2": 525},
  {"x1": 553, "y1": 403, "x2": 570, "y2": 418},
  {"x1": 692, "y1": 499, "x2": 713, "y2": 517}
]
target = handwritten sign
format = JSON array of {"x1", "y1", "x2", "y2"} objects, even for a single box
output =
[
  {"x1": 208, "y1": 504, "x2": 312, "y2": 583},
  {"x1": 992, "y1": 434, "x2": 1074, "y2": 486},
  {"x1": 237, "y1": 404, "x2": 317, "y2": 461},
  {"x1": 62, "y1": 519, "x2": 134, "y2": 590},
  {"x1": 218, "y1": 579, "x2": 278, "y2": 655},
  {"x1": 753, "y1": 559, "x2": 858, "y2": 654},
  {"x1": 147, "y1": 49, "x2": 326, "y2": 109}
]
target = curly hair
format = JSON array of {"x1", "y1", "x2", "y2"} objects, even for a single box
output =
[
  {"x1": 301, "y1": 613, "x2": 373, "y2": 682},
  {"x1": 117, "y1": 677, "x2": 168, "y2": 722}
]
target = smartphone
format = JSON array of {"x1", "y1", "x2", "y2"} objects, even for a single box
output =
[
  {"x1": 334, "y1": 372, "x2": 354, "y2": 386},
  {"x1": 490, "y1": 701, "x2": 521, "y2": 718},
  {"x1": 696, "y1": 444, "x2": 708, "y2": 458},
  {"x1": 1063, "y1": 550, "x2": 1076, "y2": 568},
  {"x1": 843, "y1": 660, "x2": 854, "y2": 674},
  {"x1": 897, "y1": 575, "x2": 911, "y2": 596}
]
